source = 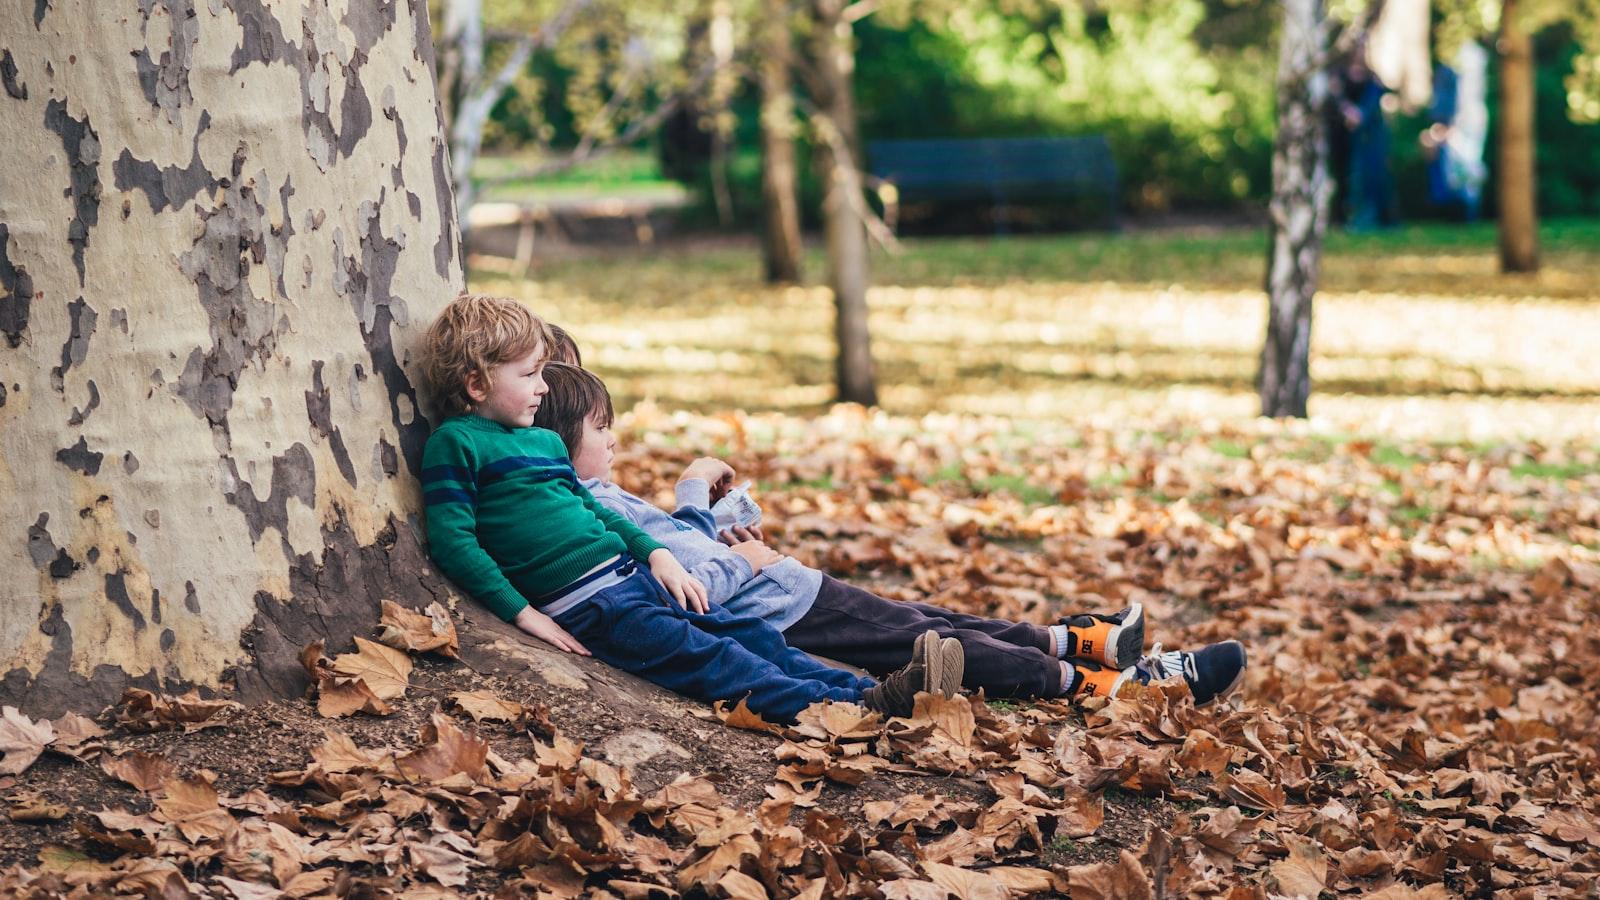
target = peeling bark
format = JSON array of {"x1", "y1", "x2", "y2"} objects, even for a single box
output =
[
  {"x1": 808, "y1": 0, "x2": 876, "y2": 406},
  {"x1": 1496, "y1": 0, "x2": 1539, "y2": 274},
  {"x1": 757, "y1": 0, "x2": 803, "y2": 284},
  {"x1": 1259, "y1": 0, "x2": 1330, "y2": 419},
  {"x1": 0, "y1": 0, "x2": 465, "y2": 716}
]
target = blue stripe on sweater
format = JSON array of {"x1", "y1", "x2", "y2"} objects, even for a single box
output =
[
  {"x1": 421, "y1": 463, "x2": 478, "y2": 488},
  {"x1": 479, "y1": 456, "x2": 577, "y2": 487},
  {"x1": 424, "y1": 487, "x2": 476, "y2": 506}
]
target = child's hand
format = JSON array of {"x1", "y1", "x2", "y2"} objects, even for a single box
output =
[
  {"x1": 727, "y1": 540, "x2": 783, "y2": 575},
  {"x1": 648, "y1": 548, "x2": 709, "y2": 613},
  {"x1": 679, "y1": 457, "x2": 735, "y2": 502},
  {"x1": 719, "y1": 525, "x2": 767, "y2": 546},
  {"x1": 513, "y1": 606, "x2": 592, "y2": 656}
]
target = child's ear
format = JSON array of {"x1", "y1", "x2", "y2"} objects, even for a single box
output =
[{"x1": 464, "y1": 369, "x2": 490, "y2": 404}]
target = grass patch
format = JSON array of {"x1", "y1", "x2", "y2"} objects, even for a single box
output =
[
  {"x1": 973, "y1": 473, "x2": 1058, "y2": 506},
  {"x1": 1210, "y1": 440, "x2": 1251, "y2": 460},
  {"x1": 1511, "y1": 460, "x2": 1598, "y2": 480},
  {"x1": 1371, "y1": 444, "x2": 1425, "y2": 470}
]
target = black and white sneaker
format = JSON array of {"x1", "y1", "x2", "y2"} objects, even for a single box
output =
[{"x1": 1126, "y1": 640, "x2": 1247, "y2": 708}]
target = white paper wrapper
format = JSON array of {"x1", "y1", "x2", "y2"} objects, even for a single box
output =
[{"x1": 711, "y1": 482, "x2": 763, "y2": 530}]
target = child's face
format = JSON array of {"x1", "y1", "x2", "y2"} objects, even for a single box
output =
[
  {"x1": 570, "y1": 414, "x2": 616, "y2": 482},
  {"x1": 466, "y1": 345, "x2": 548, "y2": 429}
]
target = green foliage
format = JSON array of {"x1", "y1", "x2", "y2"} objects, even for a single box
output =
[{"x1": 854, "y1": 0, "x2": 1278, "y2": 212}]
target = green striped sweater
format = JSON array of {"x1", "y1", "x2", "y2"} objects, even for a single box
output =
[{"x1": 420, "y1": 414, "x2": 665, "y2": 621}]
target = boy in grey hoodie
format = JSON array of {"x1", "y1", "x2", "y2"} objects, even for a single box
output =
[{"x1": 531, "y1": 362, "x2": 1248, "y2": 707}]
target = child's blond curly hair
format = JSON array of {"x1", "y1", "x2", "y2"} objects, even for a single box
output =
[{"x1": 421, "y1": 294, "x2": 553, "y2": 417}]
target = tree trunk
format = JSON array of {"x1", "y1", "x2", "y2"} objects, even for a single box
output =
[
  {"x1": 1259, "y1": 0, "x2": 1331, "y2": 418},
  {"x1": 0, "y1": 0, "x2": 465, "y2": 716},
  {"x1": 758, "y1": 0, "x2": 804, "y2": 284},
  {"x1": 437, "y1": 0, "x2": 484, "y2": 129},
  {"x1": 809, "y1": 0, "x2": 876, "y2": 406},
  {"x1": 1496, "y1": 0, "x2": 1539, "y2": 273}
]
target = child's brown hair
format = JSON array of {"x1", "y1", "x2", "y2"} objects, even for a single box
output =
[
  {"x1": 421, "y1": 294, "x2": 552, "y2": 417},
  {"x1": 531, "y1": 363, "x2": 614, "y2": 457},
  {"x1": 547, "y1": 324, "x2": 582, "y2": 366}
]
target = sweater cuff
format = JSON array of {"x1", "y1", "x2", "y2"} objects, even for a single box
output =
[
  {"x1": 675, "y1": 478, "x2": 712, "y2": 511},
  {"x1": 480, "y1": 582, "x2": 530, "y2": 622},
  {"x1": 625, "y1": 532, "x2": 668, "y2": 564}
]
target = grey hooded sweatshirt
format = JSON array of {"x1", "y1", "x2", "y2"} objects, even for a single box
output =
[{"x1": 581, "y1": 477, "x2": 821, "y2": 631}]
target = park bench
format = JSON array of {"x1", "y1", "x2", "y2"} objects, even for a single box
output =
[{"x1": 867, "y1": 136, "x2": 1119, "y2": 233}]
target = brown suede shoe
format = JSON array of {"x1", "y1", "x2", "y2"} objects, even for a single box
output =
[{"x1": 861, "y1": 630, "x2": 941, "y2": 717}]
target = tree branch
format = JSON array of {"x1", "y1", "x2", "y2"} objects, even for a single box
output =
[{"x1": 478, "y1": 58, "x2": 733, "y2": 186}]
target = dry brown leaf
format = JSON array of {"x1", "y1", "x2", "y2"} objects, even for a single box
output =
[
  {"x1": 408, "y1": 840, "x2": 475, "y2": 887},
  {"x1": 311, "y1": 729, "x2": 379, "y2": 773},
  {"x1": 984, "y1": 865, "x2": 1067, "y2": 895},
  {"x1": 879, "y1": 880, "x2": 951, "y2": 900},
  {"x1": 329, "y1": 638, "x2": 413, "y2": 700},
  {"x1": 447, "y1": 689, "x2": 525, "y2": 724},
  {"x1": 314, "y1": 674, "x2": 391, "y2": 718},
  {"x1": 0, "y1": 706, "x2": 55, "y2": 775},
  {"x1": 377, "y1": 599, "x2": 460, "y2": 658},
  {"x1": 48, "y1": 712, "x2": 107, "y2": 756},
  {"x1": 100, "y1": 750, "x2": 176, "y2": 793},
  {"x1": 791, "y1": 701, "x2": 880, "y2": 741},
  {"x1": 1065, "y1": 850, "x2": 1152, "y2": 900},
  {"x1": 9, "y1": 792, "x2": 68, "y2": 822},
  {"x1": 1176, "y1": 728, "x2": 1233, "y2": 777},
  {"x1": 396, "y1": 711, "x2": 489, "y2": 783},
  {"x1": 215, "y1": 875, "x2": 286, "y2": 900},
  {"x1": 910, "y1": 692, "x2": 977, "y2": 747},
  {"x1": 114, "y1": 688, "x2": 240, "y2": 733},
  {"x1": 1217, "y1": 768, "x2": 1286, "y2": 811},
  {"x1": 717, "y1": 869, "x2": 769, "y2": 900},
  {"x1": 921, "y1": 861, "x2": 1010, "y2": 900},
  {"x1": 715, "y1": 698, "x2": 781, "y2": 734},
  {"x1": 1269, "y1": 833, "x2": 1327, "y2": 899},
  {"x1": 154, "y1": 774, "x2": 235, "y2": 843},
  {"x1": 1363, "y1": 885, "x2": 1451, "y2": 900}
]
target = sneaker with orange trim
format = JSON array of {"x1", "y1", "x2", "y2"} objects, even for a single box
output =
[
  {"x1": 1065, "y1": 659, "x2": 1134, "y2": 701},
  {"x1": 1058, "y1": 601, "x2": 1144, "y2": 668}
]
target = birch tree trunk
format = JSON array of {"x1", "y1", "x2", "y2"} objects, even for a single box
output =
[
  {"x1": 1496, "y1": 0, "x2": 1539, "y2": 273},
  {"x1": 809, "y1": 0, "x2": 876, "y2": 406},
  {"x1": 1259, "y1": 0, "x2": 1331, "y2": 419},
  {"x1": 758, "y1": 0, "x2": 804, "y2": 284},
  {"x1": 0, "y1": 0, "x2": 465, "y2": 716}
]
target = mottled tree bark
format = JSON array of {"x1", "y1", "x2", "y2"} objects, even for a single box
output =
[
  {"x1": 1497, "y1": 0, "x2": 1539, "y2": 274},
  {"x1": 1260, "y1": 0, "x2": 1331, "y2": 418},
  {"x1": 758, "y1": 0, "x2": 803, "y2": 284},
  {"x1": 0, "y1": 0, "x2": 468, "y2": 716},
  {"x1": 809, "y1": 0, "x2": 876, "y2": 406}
]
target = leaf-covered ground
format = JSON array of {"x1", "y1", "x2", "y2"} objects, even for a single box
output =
[
  {"x1": 3, "y1": 224, "x2": 1598, "y2": 896},
  {"x1": 4, "y1": 407, "x2": 1597, "y2": 897}
]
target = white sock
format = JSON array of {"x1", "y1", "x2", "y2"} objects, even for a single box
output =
[{"x1": 1048, "y1": 624, "x2": 1071, "y2": 659}]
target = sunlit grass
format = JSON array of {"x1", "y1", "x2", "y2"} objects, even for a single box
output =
[{"x1": 470, "y1": 218, "x2": 1600, "y2": 444}]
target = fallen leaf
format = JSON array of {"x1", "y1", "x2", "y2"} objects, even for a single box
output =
[
  {"x1": 1270, "y1": 833, "x2": 1327, "y2": 898},
  {"x1": 396, "y1": 711, "x2": 488, "y2": 783},
  {"x1": 0, "y1": 706, "x2": 55, "y2": 775},
  {"x1": 154, "y1": 775, "x2": 236, "y2": 843},
  {"x1": 1065, "y1": 850, "x2": 1152, "y2": 900},
  {"x1": 791, "y1": 702, "x2": 880, "y2": 741},
  {"x1": 9, "y1": 792, "x2": 68, "y2": 822},
  {"x1": 715, "y1": 698, "x2": 781, "y2": 734},
  {"x1": 101, "y1": 751, "x2": 176, "y2": 793},
  {"x1": 447, "y1": 689, "x2": 525, "y2": 724},
  {"x1": 921, "y1": 861, "x2": 1009, "y2": 900},
  {"x1": 378, "y1": 599, "x2": 460, "y2": 658},
  {"x1": 329, "y1": 638, "x2": 413, "y2": 701},
  {"x1": 717, "y1": 869, "x2": 769, "y2": 900}
]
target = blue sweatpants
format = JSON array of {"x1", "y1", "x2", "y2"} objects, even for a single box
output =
[{"x1": 552, "y1": 567, "x2": 875, "y2": 722}]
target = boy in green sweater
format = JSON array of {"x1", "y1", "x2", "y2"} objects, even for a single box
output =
[{"x1": 418, "y1": 295, "x2": 962, "y2": 721}]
